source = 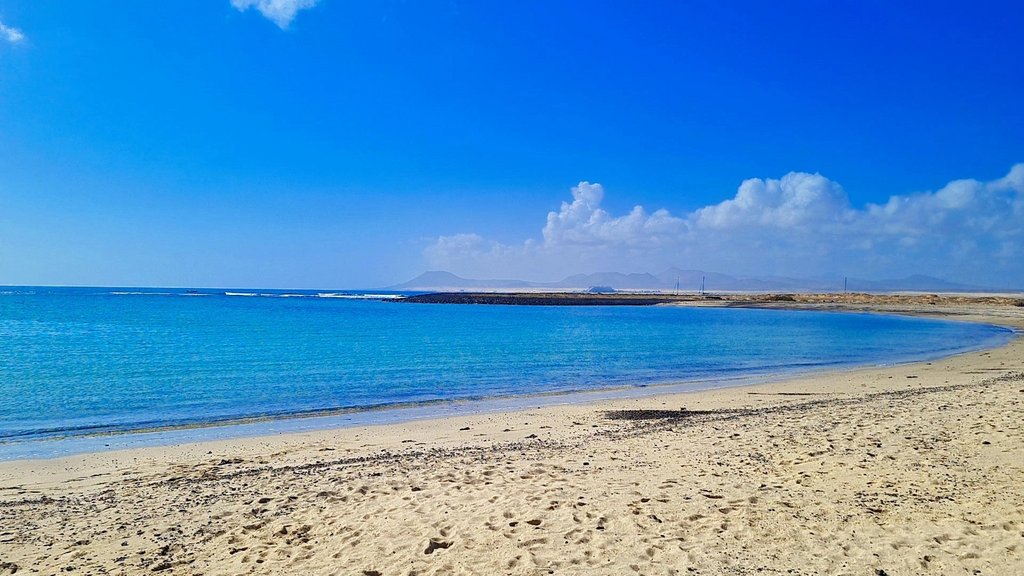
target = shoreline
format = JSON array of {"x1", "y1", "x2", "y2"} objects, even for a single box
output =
[
  {"x1": 398, "y1": 290, "x2": 1024, "y2": 307},
  {"x1": 3, "y1": 304, "x2": 1017, "y2": 459},
  {"x1": 2, "y1": 302, "x2": 1022, "y2": 574},
  {"x1": 0, "y1": 302, "x2": 1015, "y2": 462}
]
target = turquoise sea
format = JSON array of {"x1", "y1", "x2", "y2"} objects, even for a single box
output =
[{"x1": 0, "y1": 287, "x2": 1014, "y2": 459}]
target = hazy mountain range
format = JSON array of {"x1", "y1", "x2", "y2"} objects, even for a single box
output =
[{"x1": 388, "y1": 269, "x2": 995, "y2": 293}]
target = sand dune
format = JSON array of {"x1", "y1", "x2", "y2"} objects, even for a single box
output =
[{"x1": 1, "y1": 304, "x2": 1022, "y2": 575}]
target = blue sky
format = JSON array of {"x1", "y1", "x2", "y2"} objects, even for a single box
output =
[{"x1": 1, "y1": 1, "x2": 1022, "y2": 288}]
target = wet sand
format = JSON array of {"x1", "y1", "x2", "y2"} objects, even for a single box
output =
[{"x1": 1, "y1": 302, "x2": 1022, "y2": 575}]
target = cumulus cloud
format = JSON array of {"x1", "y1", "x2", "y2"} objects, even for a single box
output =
[
  {"x1": 0, "y1": 20, "x2": 25, "y2": 44},
  {"x1": 542, "y1": 182, "x2": 687, "y2": 248},
  {"x1": 694, "y1": 172, "x2": 851, "y2": 229},
  {"x1": 425, "y1": 164, "x2": 1024, "y2": 286},
  {"x1": 231, "y1": 0, "x2": 318, "y2": 29}
]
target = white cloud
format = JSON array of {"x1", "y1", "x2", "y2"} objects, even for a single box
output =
[
  {"x1": 0, "y1": 20, "x2": 25, "y2": 44},
  {"x1": 694, "y1": 172, "x2": 851, "y2": 229},
  {"x1": 231, "y1": 0, "x2": 319, "y2": 29},
  {"x1": 425, "y1": 164, "x2": 1024, "y2": 286},
  {"x1": 542, "y1": 182, "x2": 687, "y2": 248}
]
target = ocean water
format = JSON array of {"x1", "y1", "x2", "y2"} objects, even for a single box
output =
[{"x1": 0, "y1": 287, "x2": 1014, "y2": 457}]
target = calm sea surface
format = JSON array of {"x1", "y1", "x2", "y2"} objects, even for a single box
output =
[{"x1": 0, "y1": 287, "x2": 1013, "y2": 456}]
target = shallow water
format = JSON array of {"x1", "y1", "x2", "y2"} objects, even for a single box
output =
[{"x1": 0, "y1": 287, "x2": 1013, "y2": 457}]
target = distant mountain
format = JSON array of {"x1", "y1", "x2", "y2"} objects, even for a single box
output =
[
  {"x1": 387, "y1": 271, "x2": 538, "y2": 291},
  {"x1": 556, "y1": 269, "x2": 844, "y2": 292},
  {"x1": 388, "y1": 270, "x2": 994, "y2": 293},
  {"x1": 846, "y1": 274, "x2": 983, "y2": 293},
  {"x1": 556, "y1": 272, "x2": 663, "y2": 290}
]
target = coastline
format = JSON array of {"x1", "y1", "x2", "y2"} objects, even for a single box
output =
[
  {"x1": 1, "y1": 301, "x2": 1022, "y2": 574},
  {"x1": 0, "y1": 301, "x2": 1014, "y2": 461},
  {"x1": 398, "y1": 290, "x2": 1024, "y2": 307}
]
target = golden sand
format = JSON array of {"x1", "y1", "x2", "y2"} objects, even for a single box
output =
[{"x1": 1, "y1": 303, "x2": 1022, "y2": 575}]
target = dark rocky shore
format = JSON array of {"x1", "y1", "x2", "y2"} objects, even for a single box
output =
[
  {"x1": 399, "y1": 291, "x2": 1024, "y2": 307},
  {"x1": 399, "y1": 292, "x2": 699, "y2": 305}
]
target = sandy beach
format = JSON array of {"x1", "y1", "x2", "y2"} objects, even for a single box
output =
[{"x1": 1, "y1": 302, "x2": 1023, "y2": 575}]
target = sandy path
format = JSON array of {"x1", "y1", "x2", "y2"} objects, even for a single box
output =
[{"x1": 1, "y1": 305, "x2": 1022, "y2": 575}]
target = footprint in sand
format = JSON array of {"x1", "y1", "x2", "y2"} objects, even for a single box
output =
[{"x1": 424, "y1": 539, "x2": 453, "y2": 554}]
